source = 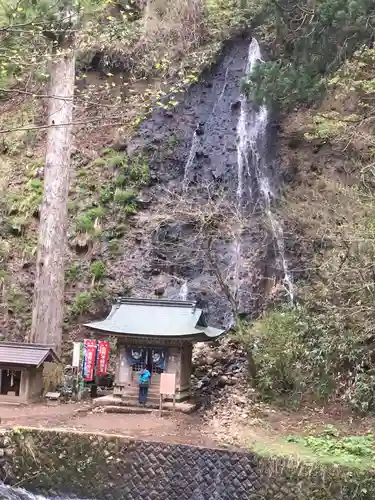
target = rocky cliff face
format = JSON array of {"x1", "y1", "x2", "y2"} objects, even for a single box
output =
[
  {"x1": 0, "y1": 34, "x2": 288, "y2": 345},
  {"x1": 108, "y1": 37, "x2": 284, "y2": 328}
]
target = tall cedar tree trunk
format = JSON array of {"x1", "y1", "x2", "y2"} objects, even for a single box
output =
[{"x1": 31, "y1": 41, "x2": 75, "y2": 355}]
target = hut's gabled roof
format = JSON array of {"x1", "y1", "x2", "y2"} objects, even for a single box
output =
[{"x1": 0, "y1": 342, "x2": 59, "y2": 367}]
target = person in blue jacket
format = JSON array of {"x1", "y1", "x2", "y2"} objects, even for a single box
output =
[{"x1": 138, "y1": 367, "x2": 151, "y2": 405}]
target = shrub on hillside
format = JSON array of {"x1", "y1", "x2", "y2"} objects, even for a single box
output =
[{"x1": 239, "y1": 304, "x2": 375, "y2": 411}]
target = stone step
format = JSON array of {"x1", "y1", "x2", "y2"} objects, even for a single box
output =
[
  {"x1": 122, "y1": 394, "x2": 161, "y2": 405},
  {"x1": 123, "y1": 383, "x2": 160, "y2": 390},
  {"x1": 94, "y1": 395, "x2": 197, "y2": 413},
  {"x1": 123, "y1": 399, "x2": 161, "y2": 409},
  {"x1": 122, "y1": 388, "x2": 160, "y2": 397},
  {"x1": 123, "y1": 383, "x2": 159, "y2": 389},
  {"x1": 123, "y1": 389, "x2": 160, "y2": 398},
  {"x1": 104, "y1": 405, "x2": 156, "y2": 415},
  {"x1": 100, "y1": 396, "x2": 160, "y2": 407}
]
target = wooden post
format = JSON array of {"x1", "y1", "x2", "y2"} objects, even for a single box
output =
[{"x1": 159, "y1": 393, "x2": 162, "y2": 417}]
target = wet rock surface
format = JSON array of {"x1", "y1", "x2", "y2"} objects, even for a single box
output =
[{"x1": 110, "y1": 38, "x2": 277, "y2": 327}]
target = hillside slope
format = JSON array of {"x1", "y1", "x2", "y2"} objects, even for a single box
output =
[
  {"x1": 0, "y1": 0, "x2": 264, "y2": 349},
  {"x1": 1, "y1": 0, "x2": 375, "y2": 414}
]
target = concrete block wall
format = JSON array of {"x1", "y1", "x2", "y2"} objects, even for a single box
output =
[{"x1": 0, "y1": 429, "x2": 374, "y2": 500}]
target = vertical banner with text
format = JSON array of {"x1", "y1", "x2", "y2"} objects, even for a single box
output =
[
  {"x1": 82, "y1": 339, "x2": 97, "y2": 381},
  {"x1": 96, "y1": 341, "x2": 110, "y2": 376}
]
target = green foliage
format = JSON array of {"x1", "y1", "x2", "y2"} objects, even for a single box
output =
[
  {"x1": 89, "y1": 152, "x2": 148, "y2": 215},
  {"x1": 1, "y1": 1, "x2": 65, "y2": 88},
  {"x1": 167, "y1": 134, "x2": 179, "y2": 148},
  {"x1": 99, "y1": 187, "x2": 114, "y2": 205},
  {"x1": 92, "y1": 153, "x2": 149, "y2": 207},
  {"x1": 113, "y1": 188, "x2": 136, "y2": 204},
  {"x1": 280, "y1": 147, "x2": 375, "y2": 409},
  {"x1": 7, "y1": 285, "x2": 30, "y2": 315},
  {"x1": 243, "y1": 307, "x2": 311, "y2": 401},
  {"x1": 127, "y1": 154, "x2": 149, "y2": 185},
  {"x1": 244, "y1": 0, "x2": 375, "y2": 108},
  {"x1": 70, "y1": 291, "x2": 92, "y2": 317},
  {"x1": 43, "y1": 364, "x2": 64, "y2": 393},
  {"x1": 107, "y1": 239, "x2": 121, "y2": 256},
  {"x1": 348, "y1": 374, "x2": 375, "y2": 413},
  {"x1": 91, "y1": 158, "x2": 106, "y2": 167},
  {"x1": 100, "y1": 147, "x2": 115, "y2": 156},
  {"x1": 6, "y1": 177, "x2": 43, "y2": 224},
  {"x1": 243, "y1": 61, "x2": 324, "y2": 108},
  {"x1": 91, "y1": 282, "x2": 108, "y2": 300},
  {"x1": 89, "y1": 260, "x2": 106, "y2": 279},
  {"x1": 75, "y1": 206, "x2": 105, "y2": 233},
  {"x1": 206, "y1": 0, "x2": 262, "y2": 35},
  {"x1": 6, "y1": 216, "x2": 28, "y2": 236},
  {"x1": 86, "y1": 206, "x2": 106, "y2": 219},
  {"x1": 65, "y1": 263, "x2": 81, "y2": 283},
  {"x1": 304, "y1": 112, "x2": 359, "y2": 142},
  {"x1": 0, "y1": 0, "x2": 266, "y2": 346},
  {"x1": 115, "y1": 174, "x2": 126, "y2": 186},
  {"x1": 240, "y1": 302, "x2": 375, "y2": 407},
  {"x1": 268, "y1": 41, "x2": 375, "y2": 413},
  {"x1": 0, "y1": 241, "x2": 9, "y2": 274},
  {"x1": 286, "y1": 431, "x2": 375, "y2": 468},
  {"x1": 108, "y1": 155, "x2": 126, "y2": 169},
  {"x1": 329, "y1": 47, "x2": 375, "y2": 105},
  {"x1": 75, "y1": 214, "x2": 95, "y2": 233},
  {"x1": 0, "y1": 0, "x2": 114, "y2": 89}
]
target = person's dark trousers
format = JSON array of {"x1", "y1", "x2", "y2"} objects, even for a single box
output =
[{"x1": 139, "y1": 385, "x2": 148, "y2": 404}]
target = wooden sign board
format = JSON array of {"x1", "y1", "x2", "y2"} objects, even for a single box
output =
[
  {"x1": 160, "y1": 373, "x2": 176, "y2": 395},
  {"x1": 159, "y1": 373, "x2": 176, "y2": 417}
]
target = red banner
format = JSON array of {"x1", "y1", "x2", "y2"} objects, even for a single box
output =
[
  {"x1": 82, "y1": 339, "x2": 97, "y2": 381},
  {"x1": 96, "y1": 341, "x2": 110, "y2": 376}
]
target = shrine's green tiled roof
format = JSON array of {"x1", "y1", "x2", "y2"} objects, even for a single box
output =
[{"x1": 84, "y1": 298, "x2": 224, "y2": 340}]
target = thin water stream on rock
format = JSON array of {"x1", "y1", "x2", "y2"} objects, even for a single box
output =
[
  {"x1": 181, "y1": 37, "x2": 293, "y2": 308},
  {"x1": 236, "y1": 38, "x2": 293, "y2": 303},
  {"x1": 178, "y1": 280, "x2": 188, "y2": 300}
]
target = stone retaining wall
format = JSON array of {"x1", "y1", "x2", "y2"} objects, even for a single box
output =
[{"x1": 0, "y1": 428, "x2": 373, "y2": 500}]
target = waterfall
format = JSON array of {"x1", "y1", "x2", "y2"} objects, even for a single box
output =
[
  {"x1": 182, "y1": 132, "x2": 200, "y2": 190},
  {"x1": 179, "y1": 280, "x2": 188, "y2": 300},
  {"x1": 236, "y1": 38, "x2": 294, "y2": 302},
  {"x1": 236, "y1": 94, "x2": 250, "y2": 202}
]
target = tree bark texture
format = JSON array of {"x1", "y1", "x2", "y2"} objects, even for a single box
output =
[{"x1": 31, "y1": 47, "x2": 75, "y2": 355}]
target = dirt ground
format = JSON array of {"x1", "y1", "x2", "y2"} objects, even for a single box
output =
[
  {"x1": 1, "y1": 397, "x2": 374, "y2": 452},
  {"x1": 205, "y1": 395, "x2": 375, "y2": 451},
  {"x1": 0, "y1": 401, "x2": 217, "y2": 447}
]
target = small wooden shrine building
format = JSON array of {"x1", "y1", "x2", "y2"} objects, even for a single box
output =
[
  {"x1": 0, "y1": 342, "x2": 59, "y2": 403},
  {"x1": 85, "y1": 298, "x2": 224, "y2": 401}
]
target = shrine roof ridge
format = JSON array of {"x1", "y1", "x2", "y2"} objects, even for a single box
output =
[{"x1": 115, "y1": 297, "x2": 197, "y2": 309}]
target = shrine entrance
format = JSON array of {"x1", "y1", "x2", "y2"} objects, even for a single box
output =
[
  {"x1": 0, "y1": 369, "x2": 21, "y2": 397},
  {"x1": 129, "y1": 347, "x2": 167, "y2": 387}
]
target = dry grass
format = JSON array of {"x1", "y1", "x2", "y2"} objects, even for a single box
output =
[
  {"x1": 85, "y1": 0, "x2": 235, "y2": 78},
  {"x1": 43, "y1": 363, "x2": 64, "y2": 393},
  {"x1": 142, "y1": 0, "x2": 207, "y2": 55}
]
